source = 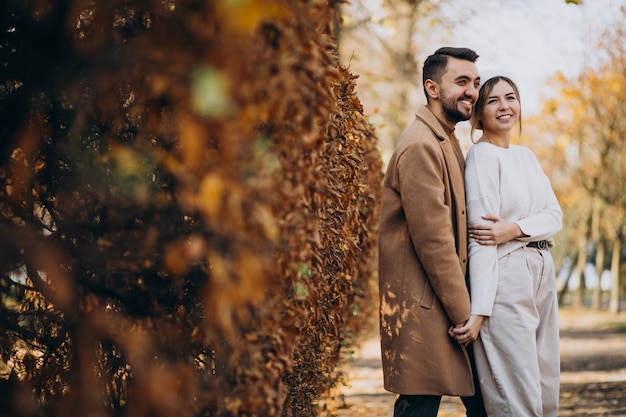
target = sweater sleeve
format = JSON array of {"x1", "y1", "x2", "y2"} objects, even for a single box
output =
[
  {"x1": 465, "y1": 146, "x2": 500, "y2": 316},
  {"x1": 515, "y1": 154, "x2": 563, "y2": 241}
]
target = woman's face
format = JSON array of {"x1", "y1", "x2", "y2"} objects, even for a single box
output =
[{"x1": 480, "y1": 79, "x2": 520, "y2": 134}]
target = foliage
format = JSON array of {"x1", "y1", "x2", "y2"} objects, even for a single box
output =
[
  {"x1": 337, "y1": 0, "x2": 447, "y2": 160},
  {"x1": 528, "y1": 6, "x2": 626, "y2": 308},
  {"x1": 0, "y1": 0, "x2": 383, "y2": 416}
]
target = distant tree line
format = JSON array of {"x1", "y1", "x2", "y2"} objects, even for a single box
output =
[{"x1": 524, "y1": 6, "x2": 626, "y2": 314}]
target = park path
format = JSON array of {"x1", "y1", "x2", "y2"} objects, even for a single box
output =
[{"x1": 325, "y1": 309, "x2": 626, "y2": 417}]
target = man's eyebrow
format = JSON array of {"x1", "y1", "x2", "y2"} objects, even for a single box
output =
[{"x1": 454, "y1": 75, "x2": 473, "y2": 81}]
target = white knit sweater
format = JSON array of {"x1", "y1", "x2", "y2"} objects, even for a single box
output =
[{"x1": 465, "y1": 142, "x2": 563, "y2": 316}]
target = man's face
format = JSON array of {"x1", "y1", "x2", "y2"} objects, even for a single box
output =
[{"x1": 438, "y1": 58, "x2": 480, "y2": 124}]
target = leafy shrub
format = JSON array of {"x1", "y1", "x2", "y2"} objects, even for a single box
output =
[{"x1": 0, "y1": 0, "x2": 382, "y2": 416}]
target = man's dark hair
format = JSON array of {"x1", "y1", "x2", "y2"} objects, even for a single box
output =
[{"x1": 422, "y1": 47, "x2": 479, "y2": 98}]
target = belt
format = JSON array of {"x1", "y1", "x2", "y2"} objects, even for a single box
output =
[{"x1": 527, "y1": 240, "x2": 549, "y2": 250}]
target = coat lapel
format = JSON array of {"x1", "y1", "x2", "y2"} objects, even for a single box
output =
[{"x1": 415, "y1": 107, "x2": 465, "y2": 207}]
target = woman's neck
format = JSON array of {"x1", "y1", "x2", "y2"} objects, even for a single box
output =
[{"x1": 480, "y1": 132, "x2": 510, "y2": 148}]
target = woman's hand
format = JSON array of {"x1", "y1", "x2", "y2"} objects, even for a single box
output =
[
  {"x1": 469, "y1": 214, "x2": 525, "y2": 246},
  {"x1": 449, "y1": 315, "x2": 484, "y2": 346}
]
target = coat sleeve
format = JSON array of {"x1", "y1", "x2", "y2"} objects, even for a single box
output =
[{"x1": 396, "y1": 139, "x2": 470, "y2": 325}]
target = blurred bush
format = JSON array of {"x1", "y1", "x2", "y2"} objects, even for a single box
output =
[{"x1": 0, "y1": 0, "x2": 382, "y2": 416}]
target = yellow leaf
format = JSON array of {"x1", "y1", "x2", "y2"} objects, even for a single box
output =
[{"x1": 198, "y1": 173, "x2": 225, "y2": 219}]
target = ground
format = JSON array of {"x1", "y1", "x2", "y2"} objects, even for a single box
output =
[{"x1": 324, "y1": 308, "x2": 626, "y2": 417}]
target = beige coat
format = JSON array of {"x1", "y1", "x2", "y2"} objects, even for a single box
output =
[{"x1": 378, "y1": 105, "x2": 474, "y2": 396}]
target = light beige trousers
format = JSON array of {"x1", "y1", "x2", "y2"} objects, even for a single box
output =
[{"x1": 474, "y1": 246, "x2": 560, "y2": 417}]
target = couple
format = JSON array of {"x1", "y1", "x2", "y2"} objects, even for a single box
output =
[{"x1": 378, "y1": 47, "x2": 562, "y2": 417}]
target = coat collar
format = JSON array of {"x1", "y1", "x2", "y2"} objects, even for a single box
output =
[{"x1": 415, "y1": 105, "x2": 452, "y2": 142}]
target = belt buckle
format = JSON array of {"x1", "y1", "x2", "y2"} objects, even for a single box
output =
[{"x1": 537, "y1": 240, "x2": 548, "y2": 250}]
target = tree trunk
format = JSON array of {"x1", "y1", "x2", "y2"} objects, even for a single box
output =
[
  {"x1": 558, "y1": 259, "x2": 575, "y2": 305},
  {"x1": 573, "y1": 234, "x2": 587, "y2": 308},
  {"x1": 609, "y1": 238, "x2": 622, "y2": 314},
  {"x1": 592, "y1": 241, "x2": 605, "y2": 310}
]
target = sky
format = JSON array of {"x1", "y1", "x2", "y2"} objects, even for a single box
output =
[{"x1": 440, "y1": 0, "x2": 626, "y2": 115}]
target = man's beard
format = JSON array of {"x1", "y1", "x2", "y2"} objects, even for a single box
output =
[{"x1": 441, "y1": 90, "x2": 472, "y2": 124}]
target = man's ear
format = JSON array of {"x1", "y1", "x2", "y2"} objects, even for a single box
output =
[{"x1": 424, "y1": 79, "x2": 439, "y2": 100}]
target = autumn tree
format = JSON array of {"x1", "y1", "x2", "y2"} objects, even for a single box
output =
[
  {"x1": 337, "y1": 0, "x2": 453, "y2": 160},
  {"x1": 338, "y1": 0, "x2": 585, "y2": 163},
  {"x1": 537, "y1": 6, "x2": 626, "y2": 312},
  {"x1": 0, "y1": 1, "x2": 382, "y2": 416}
]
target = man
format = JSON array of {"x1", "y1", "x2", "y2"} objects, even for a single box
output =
[{"x1": 378, "y1": 47, "x2": 486, "y2": 417}]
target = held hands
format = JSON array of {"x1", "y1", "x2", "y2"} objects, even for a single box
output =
[
  {"x1": 449, "y1": 315, "x2": 484, "y2": 346},
  {"x1": 455, "y1": 215, "x2": 518, "y2": 346},
  {"x1": 469, "y1": 214, "x2": 525, "y2": 246}
]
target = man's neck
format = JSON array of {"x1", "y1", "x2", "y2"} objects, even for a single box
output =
[
  {"x1": 426, "y1": 104, "x2": 455, "y2": 135},
  {"x1": 426, "y1": 103, "x2": 456, "y2": 132}
]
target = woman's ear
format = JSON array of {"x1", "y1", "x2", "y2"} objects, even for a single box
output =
[{"x1": 424, "y1": 79, "x2": 439, "y2": 100}]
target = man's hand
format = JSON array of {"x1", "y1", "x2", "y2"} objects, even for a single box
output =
[
  {"x1": 469, "y1": 214, "x2": 525, "y2": 246},
  {"x1": 449, "y1": 315, "x2": 484, "y2": 346}
]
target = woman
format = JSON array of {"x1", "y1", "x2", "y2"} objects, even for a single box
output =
[{"x1": 450, "y1": 74, "x2": 563, "y2": 417}]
